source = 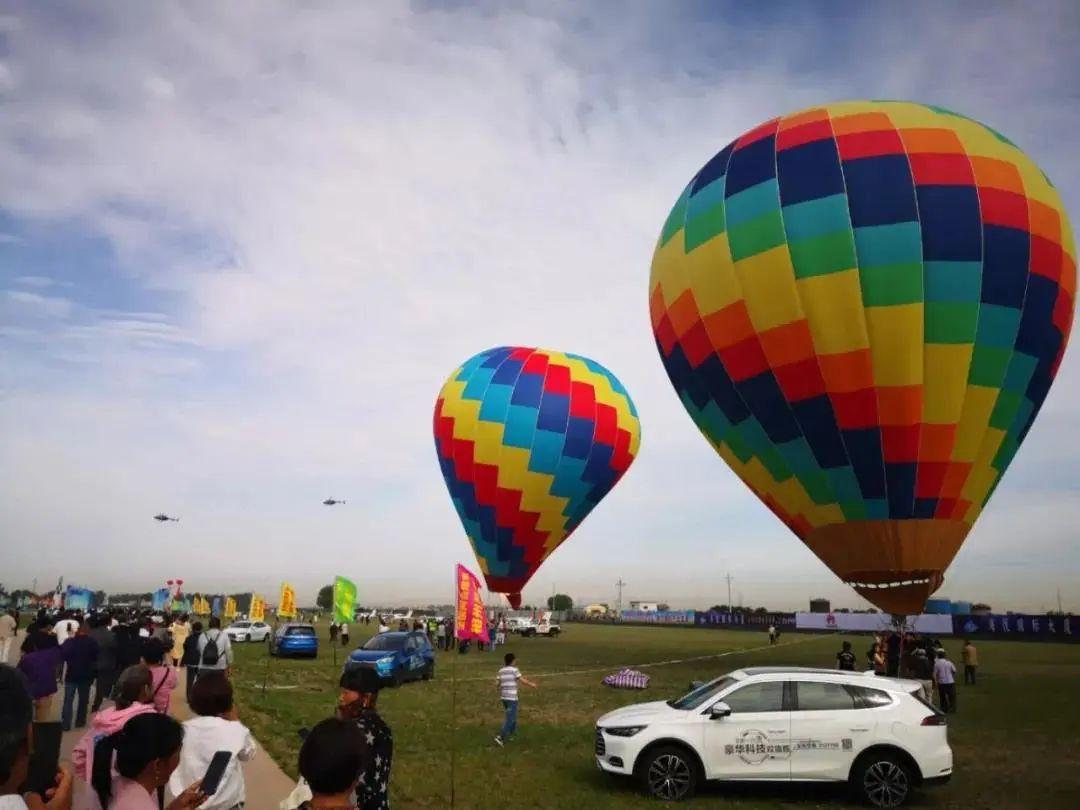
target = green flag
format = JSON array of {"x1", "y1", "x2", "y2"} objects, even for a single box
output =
[{"x1": 333, "y1": 576, "x2": 357, "y2": 624}]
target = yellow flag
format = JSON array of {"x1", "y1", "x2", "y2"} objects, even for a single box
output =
[
  {"x1": 224, "y1": 597, "x2": 237, "y2": 620},
  {"x1": 278, "y1": 583, "x2": 297, "y2": 618},
  {"x1": 250, "y1": 595, "x2": 265, "y2": 622}
]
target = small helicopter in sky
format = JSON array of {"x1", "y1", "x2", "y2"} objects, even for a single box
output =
[
  {"x1": 322, "y1": 498, "x2": 345, "y2": 506},
  {"x1": 153, "y1": 513, "x2": 180, "y2": 522}
]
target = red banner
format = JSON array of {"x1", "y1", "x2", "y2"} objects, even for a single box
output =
[{"x1": 455, "y1": 564, "x2": 489, "y2": 642}]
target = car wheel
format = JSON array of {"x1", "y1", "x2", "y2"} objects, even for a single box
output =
[
  {"x1": 640, "y1": 745, "x2": 698, "y2": 801},
  {"x1": 853, "y1": 752, "x2": 914, "y2": 808},
  {"x1": 422, "y1": 661, "x2": 435, "y2": 680}
]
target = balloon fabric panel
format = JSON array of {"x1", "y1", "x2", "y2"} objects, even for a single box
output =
[
  {"x1": 651, "y1": 101, "x2": 1075, "y2": 612},
  {"x1": 435, "y1": 347, "x2": 640, "y2": 606}
]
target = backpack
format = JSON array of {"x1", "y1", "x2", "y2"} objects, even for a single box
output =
[{"x1": 201, "y1": 631, "x2": 221, "y2": 666}]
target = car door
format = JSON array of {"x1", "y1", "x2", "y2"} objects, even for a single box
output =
[
  {"x1": 702, "y1": 680, "x2": 790, "y2": 780},
  {"x1": 789, "y1": 680, "x2": 866, "y2": 780}
]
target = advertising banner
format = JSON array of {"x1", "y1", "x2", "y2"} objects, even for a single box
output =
[
  {"x1": 278, "y1": 583, "x2": 297, "y2": 618},
  {"x1": 152, "y1": 588, "x2": 170, "y2": 612},
  {"x1": 250, "y1": 595, "x2": 265, "y2": 622},
  {"x1": 952, "y1": 613, "x2": 1075, "y2": 638},
  {"x1": 695, "y1": 611, "x2": 796, "y2": 628},
  {"x1": 795, "y1": 612, "x2": 953, "y2": 634},
  {"x1": 211, "y1": 597, "x2": 221, "y2": 616},
  {"x1": 224, "y1": 597, "x2": 237, "y2": 620},
  {"x1": 454, "y1": 564, "x2": 489, "y2": 642},
  {"x1": 64, "y1": 586, "x2": 92, "y2": 612},
  {"x1": 620, "y1": 610, "x2": 696, "y2": 624},
  {"x1": 333, "y1": 576, "x2": 357, "y2": 625}
]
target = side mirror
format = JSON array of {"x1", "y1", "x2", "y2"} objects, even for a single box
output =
[{"x1": 709, "y1": 702, "x2": 732, "y2": 720}]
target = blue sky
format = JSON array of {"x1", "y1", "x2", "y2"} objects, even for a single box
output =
[{"x1": 2, "y1": 1, "x2": 1078, "y2": 611}]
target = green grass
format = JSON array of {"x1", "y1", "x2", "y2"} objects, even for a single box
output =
[{"x1": 229, "y1": 623, "x2": 1080, "y2": 808}]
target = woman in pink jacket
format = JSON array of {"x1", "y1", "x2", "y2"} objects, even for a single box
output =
[
  {"x1": 142, "y1": 638, "x2": 178, "y2": 714},
  {"x1": 73, "y1": 665, "x2": 157, "y2": 810}
]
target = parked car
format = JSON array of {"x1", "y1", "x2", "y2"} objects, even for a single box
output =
[
  {"x1": 507, "y1": 616, "x2": 560, "y2": 637},
  {"x1": 595, "y1": 666, "x2": 951, "y2": 807},
  {"x1": 224, "y1": 620, "x2": 271, "y2": 643},
  {"x1": 269, "y1": 623, "x2": 319, "y2": 658},
  {"x1": 343, "y1": 630, "x2": 435, "y2": 686}
]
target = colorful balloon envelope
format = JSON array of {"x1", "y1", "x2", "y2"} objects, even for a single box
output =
[
  {"x1": 650, "y1": 101, "x2": 1075, "y2": 613},
  {"x1": 434, "y1": 347, "x2": 641, "y2": 608}
]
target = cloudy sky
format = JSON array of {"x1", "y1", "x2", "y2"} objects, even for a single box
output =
[{"x1": 2, "y1": 1, "x2": 1078, "y2": 612}]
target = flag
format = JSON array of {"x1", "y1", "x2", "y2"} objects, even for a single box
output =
[
  {"x1": 225, "y1": 597, "x2": 237, "y2": 619},
  {"x1": 152, "y1": 588, "x2": 170, "y2": 612},
  {"x1": 455, "y1": 564, "x2": 489, "y2": 642},
  {"x1": 278, "y1": 583, "x2": 297, "y2": 619},
  {"x1": 250, "y1": 594, "x2": 265, "y2": 622},
  {"x1": 333, "y1": 576, "x2": 357, "y2": 624},
  {"x1": 210, "y1": 596, "x2": 220, "y2": 616}
]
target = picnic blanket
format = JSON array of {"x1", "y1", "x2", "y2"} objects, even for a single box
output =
[{"x1": 602, "y1": 668, "x2": 650, "y2": 689}]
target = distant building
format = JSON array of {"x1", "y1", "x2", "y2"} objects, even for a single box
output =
[
  {"x1": 809, "y1": 598, "x2": 830, "y2": 613},
  {"x1": 629, "y1": 601, "x2": 660, "y2": 612},
  {"x1": 971, "y1": 603, "x2": 992, "y2": 615},
  {"x1": 583, "y1": 603, "x2": 610, "y2": 617}
]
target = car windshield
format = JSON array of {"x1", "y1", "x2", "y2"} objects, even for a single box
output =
[
  {"x1": 286, "y1": 627, "x2": 315, "y2": 636},
  {"x1": 231, "y1": 622, "x2": 250, "y2": 628},
  {"x1": 668, "y1": 676, "x2": 737, "y2": 710},
  {"x1": 362, "y1": 634, "x2": 406, "y2": 651}
]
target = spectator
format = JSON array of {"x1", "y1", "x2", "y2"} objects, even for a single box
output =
[
  {"x1": 337, "y1": 667, "x2": 392, "y2": 810},
  {"x1": 196, "y1": 618, "x2": 231, "y2": 677},
  {"x1": 329, "y1": 621, "x2": 338, "y2": 644},
  {"x1": 0, "y1": 663, "x2": 74, "y2": 808},
  {"x1": 933, "y1": 649, "x2": 957, "y2": 713},
  {"x1": 54, "y1": 614, "x2": 79, "y2": 646},
  {"x1": 961, "y1": 639, "x2": 979, "y2": 686},
  {"x1": 181, "y1": 623, "x2": 204, "y2": 706},
  {"x1": 768, "y1": 624, "x2": 777, "y2": 645},
  {"x1": 377, "y1": 618, "x2": 389, "y2": 635},
  {"x1": 113, "y1": 624, "x2": 143, "y2": 673},
  {"x1": 294, "y1": 718, "x2": 369, "y2": 810},
  {"x1": 73, "y1": 665, "x2": 157, "y2": 802},
  {"x1": 0, "y1": 610, "x2": 17, "y2": 665},
  {"x1": 885, "y1": 632, "x2": 901, "y2": 677},
  {"x1": 340, "y1": 622, "x2": 350, "y2": 648},
  {"x1": 168, "y1": 673, "x2": 255, "y2": 810},
  {"x1": 169, "y1": 617, "x2": 190, "y2": 669},
  {"x1": 140, "y1": 640, "x2": 178, "y2": 715},
  {"x1": 90, "y1": 713, "x2": 204, "y2": 810},
  {"x1": 871, "y1": 643, "x2": 886, "y2": 675},
  {"x1": 89, "y1": 615, "x2": 120, "y2": 714},
  {"x1": 16, "y1": 633, "x2": 64, "y2": 721},
  {"x1": 835, "y1": 641, "x2": 856, "y2": 671},
  {"x1": 912, "y1": 648, "x2": 934, "y2": 703},
  {"x1": 494, "y1": 652, "x2": 538, "y2": 747},
  {"x1": 61, "y1": 624, "x2": 100, "y2": 731}
]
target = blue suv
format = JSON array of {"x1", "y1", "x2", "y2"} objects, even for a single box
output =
[
  {"x1": 269, "y1": 623, "x2": 319, "y2": 658},
  {"x1": 344, "y1": 631, "x2": 435, "y2": 685}
]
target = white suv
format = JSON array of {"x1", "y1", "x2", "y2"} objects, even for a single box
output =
[
  {"x1": 224, "y1": 620, "x2": 271, "y2": 643},
  {"x1": 595, "y1": 667, "x2": 951, "y2": 807}
]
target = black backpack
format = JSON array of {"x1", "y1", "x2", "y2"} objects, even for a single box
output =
[{"x1": 201, "y1": 632, "x2": 221, "y2": 666}]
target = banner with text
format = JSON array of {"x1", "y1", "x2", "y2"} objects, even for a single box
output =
[
  {"x1": 278, "y1": 583, "x2": 297, "y2": 618},
  {"x1": 695, "y1": 611, "x2": 796, "y2": 628},
  {"x1": 796, "y1": 612, "x2": 953, "y2": 634},
  {"x1": 952, "y1": 613, "x2": 1075, "y2": 638},
  {"x1": 455, "y1": 564, "x2": 489, "y2": 642},
  {"x1": 250, "y1": 595, "x2": 265, "y2": 622},
  {"x1": 224, "y1": 597, "x2": 237, "y2": 619},
  {"x1": 620, "y1": 610, "x2": 696, "y2": 624},
  {"x1": 333, "y1": 576, "x2": 357, "y2": 624}
]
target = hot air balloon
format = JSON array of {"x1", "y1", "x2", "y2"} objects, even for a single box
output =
[
  {"x1": 435, "y1": 346, "x2": 641, "y2": 608},
  {"x1": 650, "y1": 101, "x2": 1075, "y2": 613}
]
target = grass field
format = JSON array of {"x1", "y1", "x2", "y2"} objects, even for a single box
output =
[{"x1": 228, "y1": 622, "x2": 1080, "y2": 808}]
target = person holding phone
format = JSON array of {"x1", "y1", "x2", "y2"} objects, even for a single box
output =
[
  {"x1": 168, "y1": 674, "x2": 255, "y2": 810},
  {"x1": 90, "y1": 713, "x2": 204, "y2": 810},
  {"x1": 337, "y1": 668, "x2": 391, "y2": 810}
]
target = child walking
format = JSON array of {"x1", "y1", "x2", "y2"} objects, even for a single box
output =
[{"x1": 494, "y1": 652, "x2": 537, "y2": 746}]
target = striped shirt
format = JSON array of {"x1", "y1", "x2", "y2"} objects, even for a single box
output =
[{"x1": 497, "y1": 666, "x2": 521, "y2": 701}]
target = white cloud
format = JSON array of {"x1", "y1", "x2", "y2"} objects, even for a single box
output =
[{"x1": 0, "y1": 2, "x2": 1078, "y2": 611}]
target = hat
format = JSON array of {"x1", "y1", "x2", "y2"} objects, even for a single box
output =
[{"x1": 339, "y1": 665, "x2": 384, "y2": 693}]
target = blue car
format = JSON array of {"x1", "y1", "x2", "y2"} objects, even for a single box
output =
[
  {"x1": 269, "y1": 623, "x2": 319, "y2": 658},
  {"x1": 344, "y1": 631, "x2": 435, "y2": 686}
]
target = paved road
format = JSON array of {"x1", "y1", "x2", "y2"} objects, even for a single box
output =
[{"x1": 7, "y1": 630, "x2": 296, "y2": 809}]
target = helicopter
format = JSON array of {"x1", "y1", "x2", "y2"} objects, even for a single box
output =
[
  {"x1": 322, "y1": 498, "x2": 345, "y2": 506},
  {"x1": 153, "y1": 514, "x2": 180, "y2": 522}
]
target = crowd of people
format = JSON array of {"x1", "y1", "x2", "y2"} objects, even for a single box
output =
[{"x1": 834, "y1": 631, "x2": 978, "y2": 713}]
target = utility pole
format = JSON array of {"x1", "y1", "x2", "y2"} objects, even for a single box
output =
[
  {"x1": 725, "y1": 572, "x2": 733, "y2": 611},
  {"x1": 615, "y1": 578, "x2": 626, "y2": 614},
  {"x1": 1058, "y1": 588, "x2": 1064, "y2": 614}
]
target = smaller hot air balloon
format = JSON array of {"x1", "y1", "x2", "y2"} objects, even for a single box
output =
[{"x1": 435, "y1": 347, "x2": 641, "y2": 608}]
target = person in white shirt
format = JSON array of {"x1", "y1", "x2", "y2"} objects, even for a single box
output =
[
  {"x1": 168, "y1": 672, "x2": 255, "y2": 810},
  {"x1": 494, "y1": 652, "x2": 537, "y2": 746},
  {"x1": 933, "y1": 649, "x2": 958, "y2": 714},
  {"x1": 196, "y1": 617, "x2": 232, "y2": 674},
  {"x1": 53, "y1": 617, "x2": 78, "y2": 645},
  {"x1": 0, "y1": 612, "x2": 16, "y2": 665}
]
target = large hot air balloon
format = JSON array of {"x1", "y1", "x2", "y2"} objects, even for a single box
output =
[
  {"x1": 435, "y1": 346, "x2": 641, "y2": 608},
  {"x1": 650, "y1": 101, "x2": 1075, "y2": 613}
]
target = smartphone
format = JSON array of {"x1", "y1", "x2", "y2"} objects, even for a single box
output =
[
  {"x1": 22, "y1": 722, "x2": 62, "y2": 797},
  {"x1": 200, "y1": 751, "x2": 232, "y2": 796}
]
